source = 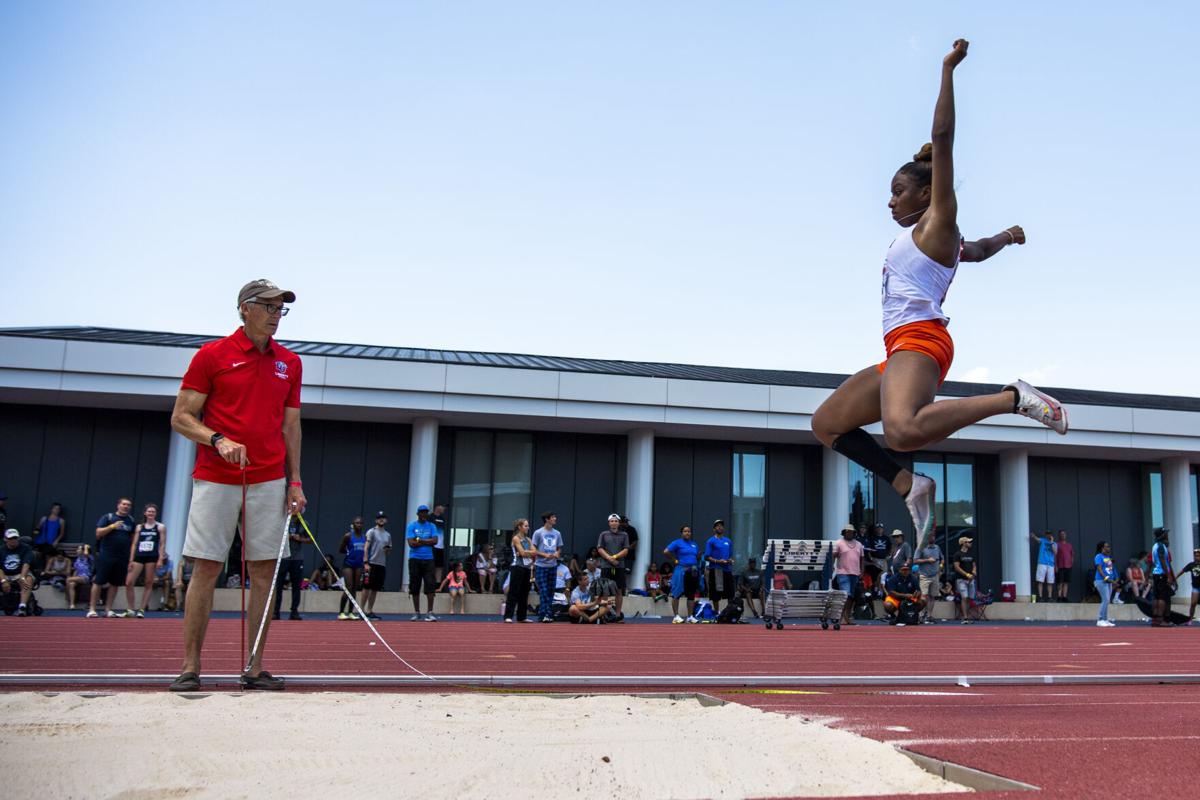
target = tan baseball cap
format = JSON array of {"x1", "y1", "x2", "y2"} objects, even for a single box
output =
[
  {"x1": 958, "y1": 536, "x2": 973, "y2": 545},
  {"x1": 890, "y1": 529, "x2": 905, "y2": 537},
  {"x1": 237, "y1": 279, "x2": 296, "y2": 306},
  {"x1": 840, "y1": 523, "x2": 855, "y2": 534}
]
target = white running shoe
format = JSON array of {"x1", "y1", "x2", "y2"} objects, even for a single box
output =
[
  {"x1": 904, "y1": 473, "x2": 937, "y2": 541},
  {"x1": 672, "y1": 615, "x2": 685, "y2": 624},
  {"x1": 503, "y1": 618, "x2": 514, "y2": 624},
  {"x1": 410, "y1": 614, "x2": 421, "y2": 621},
  {"x1": 425, "y1": 613, "x2": 439, "y2": 622},
  {"x1": 1005, "y1": 379, "x2": 1068, "y2": 435},
  {"x1": 686, "y1": 615, "x2": 699, "y2": 624}
]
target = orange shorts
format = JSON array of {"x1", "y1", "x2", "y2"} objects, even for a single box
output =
[{"x1": 877, "y1": 319, "x2": 954, "y2": 385}]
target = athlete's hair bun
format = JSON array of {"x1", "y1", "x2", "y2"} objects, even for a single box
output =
[{"x1": 913, "y1": 143, "x2": 934, "y2": 162}]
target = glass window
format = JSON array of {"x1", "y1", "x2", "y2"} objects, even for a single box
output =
[
  {"x1": 912, "y1": 456, "x2": 974, "y2": 582},
  {"x1": 491, "y1": 433, "x2": 533, "y2": 530},
  {"x1": 848, "y1": 462, "x2": 876, "y2": 529},
  {"x1": 450, "y1": 431, "x2": 492, "y2": 532},
  {"x1": 1147, "y1": 470, "x2": 1163, "y2": 531},
  {"x1": 732, "y1": 448, "x2": 766, "y2": 570}
]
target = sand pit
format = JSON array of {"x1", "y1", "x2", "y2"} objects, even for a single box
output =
[{"x1": 0, "y1": 692, "x2": 966, "y2": 799}]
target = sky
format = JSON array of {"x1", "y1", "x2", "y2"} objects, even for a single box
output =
[{"x1": 2, "y1": 2, "x2": 1198, "y2": 396}]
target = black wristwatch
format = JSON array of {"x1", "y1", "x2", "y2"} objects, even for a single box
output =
[{"x1": 210, "y1": 432, "x2": 225, "y2": 448}]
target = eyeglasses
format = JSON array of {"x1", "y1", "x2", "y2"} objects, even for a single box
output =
[{"x1": 249, "y1": 301, "x2": 290, "y2": 316}]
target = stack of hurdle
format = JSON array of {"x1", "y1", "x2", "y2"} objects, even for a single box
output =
[{"x1": 762, "y1": 539, "x2": 847, "y2": 630}]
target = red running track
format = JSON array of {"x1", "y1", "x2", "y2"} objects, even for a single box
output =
[
  {"x1": 0, "y1": 618, "x2": 1197, "y2": 684},
  {"x1": 730, "y1": 684, "x2": 1200, "y2": 799}
]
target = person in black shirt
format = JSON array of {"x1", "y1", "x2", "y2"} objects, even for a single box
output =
[
  {"x1": 951, "y1": 536, "x2": 977, "y2": 624},
  {"x1": 619, "y1": 516, "x2": 639, "y2": 579},
  {"x1": 1174, "y1": 547, "x2": 1200, "y2": 621},
  {"x1": 2, "y1": 529, "x2": 35, "y2": 615},
  {"x1": 88, "y1": 497, "x2": 136, "y2": 618}
]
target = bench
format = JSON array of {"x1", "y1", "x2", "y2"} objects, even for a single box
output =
[{"x1": 762, "y1": 539, "x2": 847, "y2": 630}]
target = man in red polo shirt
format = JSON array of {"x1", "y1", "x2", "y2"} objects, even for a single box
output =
[{"x1": 168, "y1": 279, "x2": 307, "y2": 692}]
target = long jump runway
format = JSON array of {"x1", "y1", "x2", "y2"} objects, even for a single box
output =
[{"x1": 1, "y1": 617, "x2": 1197, "y2": 688}]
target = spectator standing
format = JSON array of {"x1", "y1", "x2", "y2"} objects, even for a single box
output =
[
  {"x1": 338, "y1": 516, "x2": 367, "y2": 620},
  {"x1": 888, "y1": 529, "x2": 912, "y2": 575},
  {"x1": 952, "y1": 536, "x2": 977, "y2": 624},
  {"x1": 1, "y1": 529, "x2": 34, "y2": 615},
  {"x1": 664, "y1": 525, "x2": 701, "y2": 623},
  {"x1": 832, "y1": 524, "x2": 864, "y2": 627},
  {"x1": 1150, "y1": 527, "x2": 1176, "y2": 627},
  {"x1": 127, "y1": 503, "x2": 167, "y2": 617},
  {"x1": 864, "y1": 523, "x2": 889, "y2": 575},
  {"x1": 883, "y1": 564, "x2": 926, "y2": 625},
  {"x1": 1174, "y1": 548, "x2": 1200, "y2": 622},
  {"x1": 597, "y1": 514, "x2": 630, "y2": 616},
  {"x1": 738, "y1": 557, "x2": 764, "y2": 618},
  {"x1": 359, "y1": 511, "x2": 392, "y2": 620},
  {"x1": 272, "y1": 514, "x2": 306, "y2": 621},
  {"x1": 430, "y1": 504, "x2": 447, "y2": 582},
  {"x1": 66, "y1": 545, "x2": 93, "y2": 610},
  {"x1": 1029, "y1": 531, "x2": 1057, "y2": 602},
  {"x1": 1055, "y1": 530, "x2": 1074, "y2": 602},
  {"x1": 169, "y1": 278, "x2": 306, "y2": 692},
  {"x1": 912, "y1": 531, "x2": 943, "y2": 624},
  {"x1": 1093, "y1": 541, "x2": 1117, "y2": 627},
  {"x1": 619, "y1": 515, "x2": 639, "y2": 582},
  {"x1": 33, "y1": 503, "x2": 67, "y2": 563},
  {"x1": 703, "y1": 519, "x2": 735, "y2": 614},
  {"x1": 89, "y1": 497, "x2": 135, "y2": 618},
  {"x1": 504, "y1": 518, "x2": 537, "y2": 623},
  {"x1": 406, "y1": 505, "x2": 439, "y2": 621},
  {"x1": 532, "y1": 511, "x2": 564, "y2": 623}
]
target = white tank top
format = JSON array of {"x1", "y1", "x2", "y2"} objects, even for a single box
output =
[{"x1": 880, "y1": 226, "x2": 960, "y2": 336}]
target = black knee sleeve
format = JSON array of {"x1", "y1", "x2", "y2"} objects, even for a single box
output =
[{"x1": 831, "y1": 428, "x2": 904, "y2": 485}]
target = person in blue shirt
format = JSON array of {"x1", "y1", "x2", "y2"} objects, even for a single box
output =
[
  {"x1": 1093, "y1": 541, "x2": 1117, "y2": 627},
  {"x1": 1029, "y1": 531, "x2": 1057, "y2": 602},
  {"x1": 1149, "y1": 527, "x2": 1176, "y2": 627},
  {"x1": 531, "y1": 511, "x2": 564, "y2": 623},
  {"x1": 703, "y1": 519, "x2": 735, "y2": 615},
  {"x1": 664, "y1": 525, "x2": 701, "y2": 624},
  {"x1": 406, "y1": 504, "x2": 439, "y2": 621},
  {"x1": 338, "y1": 516, "x2": 366, "y2": 620}
]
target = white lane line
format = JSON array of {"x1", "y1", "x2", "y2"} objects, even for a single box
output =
[{"x1": 890, "y1": 734, "x2": 1200, "y2": 747}]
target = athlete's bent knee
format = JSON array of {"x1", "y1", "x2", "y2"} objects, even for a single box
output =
[{"x1": 884, "y1": 422, "x2": 923, "y2": 453}]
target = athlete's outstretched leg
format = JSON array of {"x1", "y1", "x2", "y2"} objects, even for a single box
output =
[{"x1": 879, "y1": 351, "x2": 1016, "y2": 452}]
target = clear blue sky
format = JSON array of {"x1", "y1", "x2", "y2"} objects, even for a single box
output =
[{"x1": 2, "y1": 2, "x2": 1197, "y2": 396}]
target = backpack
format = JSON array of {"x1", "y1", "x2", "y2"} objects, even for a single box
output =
[
  {"x1": 694, "y1": 599, "x2": 717, "y2": 621},
  {"x1": 896, "y1": 600, "x2": 921, "y2": 626},
  {"x1": 716, "y1": 597, "x2": 744, "y2": 624}
]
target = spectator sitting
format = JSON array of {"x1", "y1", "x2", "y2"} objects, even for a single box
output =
[
  {"x1": 567, "y1": 552, "x2": 583, "y2": 579},
  {"x1": 584, "y1": 557, "x2": 601, "y2": 584},
  {"x1": 309, "y1": 557, "x2": 334, "y2": 590},
  {"x1": 66, "y1": 545, "x2": 94, "y2": 611},
  {"x1": 568, "y1": 573, "x2": 608, "y2": 624},
  {"x1": 155, "y1": 555, "x2": 175, "y2": 611},
  {"x1": 772, "y1": 569, "x2": 793, "y2": 592},
  {"x1": 590, "y1": 571, "x2": 620, "y2": 621},
  {"x1": 645, "y1": 562, "x2": 666, "y2": 602},
  {"x1": 883, "y1": 564, "x2": 926, "y2": 626},
  {"x1": 1, "y1": 529, "x2": 35, "y2": 616},
  {"x1": 1125, "y1": 556, "x2": 1147, "y2": 601},
  {"x1": 474, "y1": 545, "x2": 497, "y2": 593},
  {"x1": 438, "y1": 561, "x2": 470, "y2": 614},
  {"x1": 738, "y1": 558, "x2": 765, "y2": 618},
  {"x1": 174, "y1": 556, "x2": 195, "y2": 611},
  {"x1": 555, "y1": 561, "x2": 571, "y2": 598},
  {"x1": 42, "y1": 547, "x2": 71, "y2": 589}
]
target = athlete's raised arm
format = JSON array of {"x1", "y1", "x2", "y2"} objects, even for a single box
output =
[
  {"x1": 914, "y1": 39, "x2": 969, "y2": 266},
  {"x1": 960, "y1": 225, "x2": 1026, "y2": 262}
]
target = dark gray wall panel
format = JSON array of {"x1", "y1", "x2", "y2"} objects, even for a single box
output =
[
  {"x1": 1028, "y1": 457, "x2": 1047, "y2": 532},
  {"x1": 0, "y1": 404, "x2": 46, "y2": 534},
  {"x1": 38, "y1": 410, "x2": 94, "y2": 535},
  {"x1": 572, "y1": 435, "x2": 617, "y2": 559},
  {"x1": 1108, "y1": 463, "x2": 1145, "y2": 560},
  {"x1": 652, "y1": 439, "x2": 694, "y2": 556},
  {"x1": 803, "y1": 447, "x2": 823, "y2": 536},
  {"x1": 1075, "y1": 462, "x2": 1113, "y2": 598},
  {"x1": 766, "y1": 444, "x2": 805, "y2": 537},
  {"x1": 532, "y1": 432, "x2": 577, "y2": 550},
  {"x1": 975, "y1": 455, "x2": 1001, "y2": 593},
  {"x1": 692, "y1": 441, "x2": 731, "y2": 542},
  {"x1": 434, "y1": 427, "x2": 454, "y2": 510},
  {"x1": 361, "y1": 423, "x2": 411, "y2": 591},
  {"x1": 134, "y1": 415, "x2": 170, "y2": 513}
]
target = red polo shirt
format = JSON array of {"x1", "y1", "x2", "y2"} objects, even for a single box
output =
[{"x1": 181, "y1": 328, "x2": 302, "y2": 485}]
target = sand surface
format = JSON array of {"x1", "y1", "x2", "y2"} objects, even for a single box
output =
[{"x1": 0, "y1": 691, "x2": 965, "y2": 799}]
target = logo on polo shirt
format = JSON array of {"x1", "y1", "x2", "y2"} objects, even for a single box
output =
[{"x1": 274, "y1": 360, "x2": 289, "y2": 380}]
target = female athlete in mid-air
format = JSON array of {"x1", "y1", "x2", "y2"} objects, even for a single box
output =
[{"x1": 811, "y1": 39, "x2": 1067, "y2": 538}]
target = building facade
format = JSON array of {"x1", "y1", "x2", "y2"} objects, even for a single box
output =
[{"x1": 1, "y1": 327, "x2": 1197, "y2": 598}]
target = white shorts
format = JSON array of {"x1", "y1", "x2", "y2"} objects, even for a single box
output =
[
  {"x1": 1035, "y1": 563, "x2": 1055, "y2": 584},
  {"x1": 182, "y1": 478, "x2": 288, "y2": 563}
]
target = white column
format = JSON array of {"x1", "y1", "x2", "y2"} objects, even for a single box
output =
[
  {"x1": 999, "y1": 449, "x2": 1031, "y2": 597},
  {"x1": 162, "y1": 431, "x2": 196, "y2": 570},
  {"x1": 1162, "y1": 456, "x2": 1194, "y2": 598},
  {"x1": 404, "y1": 417, "x2": 439, "y2": 588},
  {"x1": 626, "y1": 429, "x2": 655, "y2": 591},
  {"x1": 821, "y1": 447, "x2": 849, "y2": 539}
]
